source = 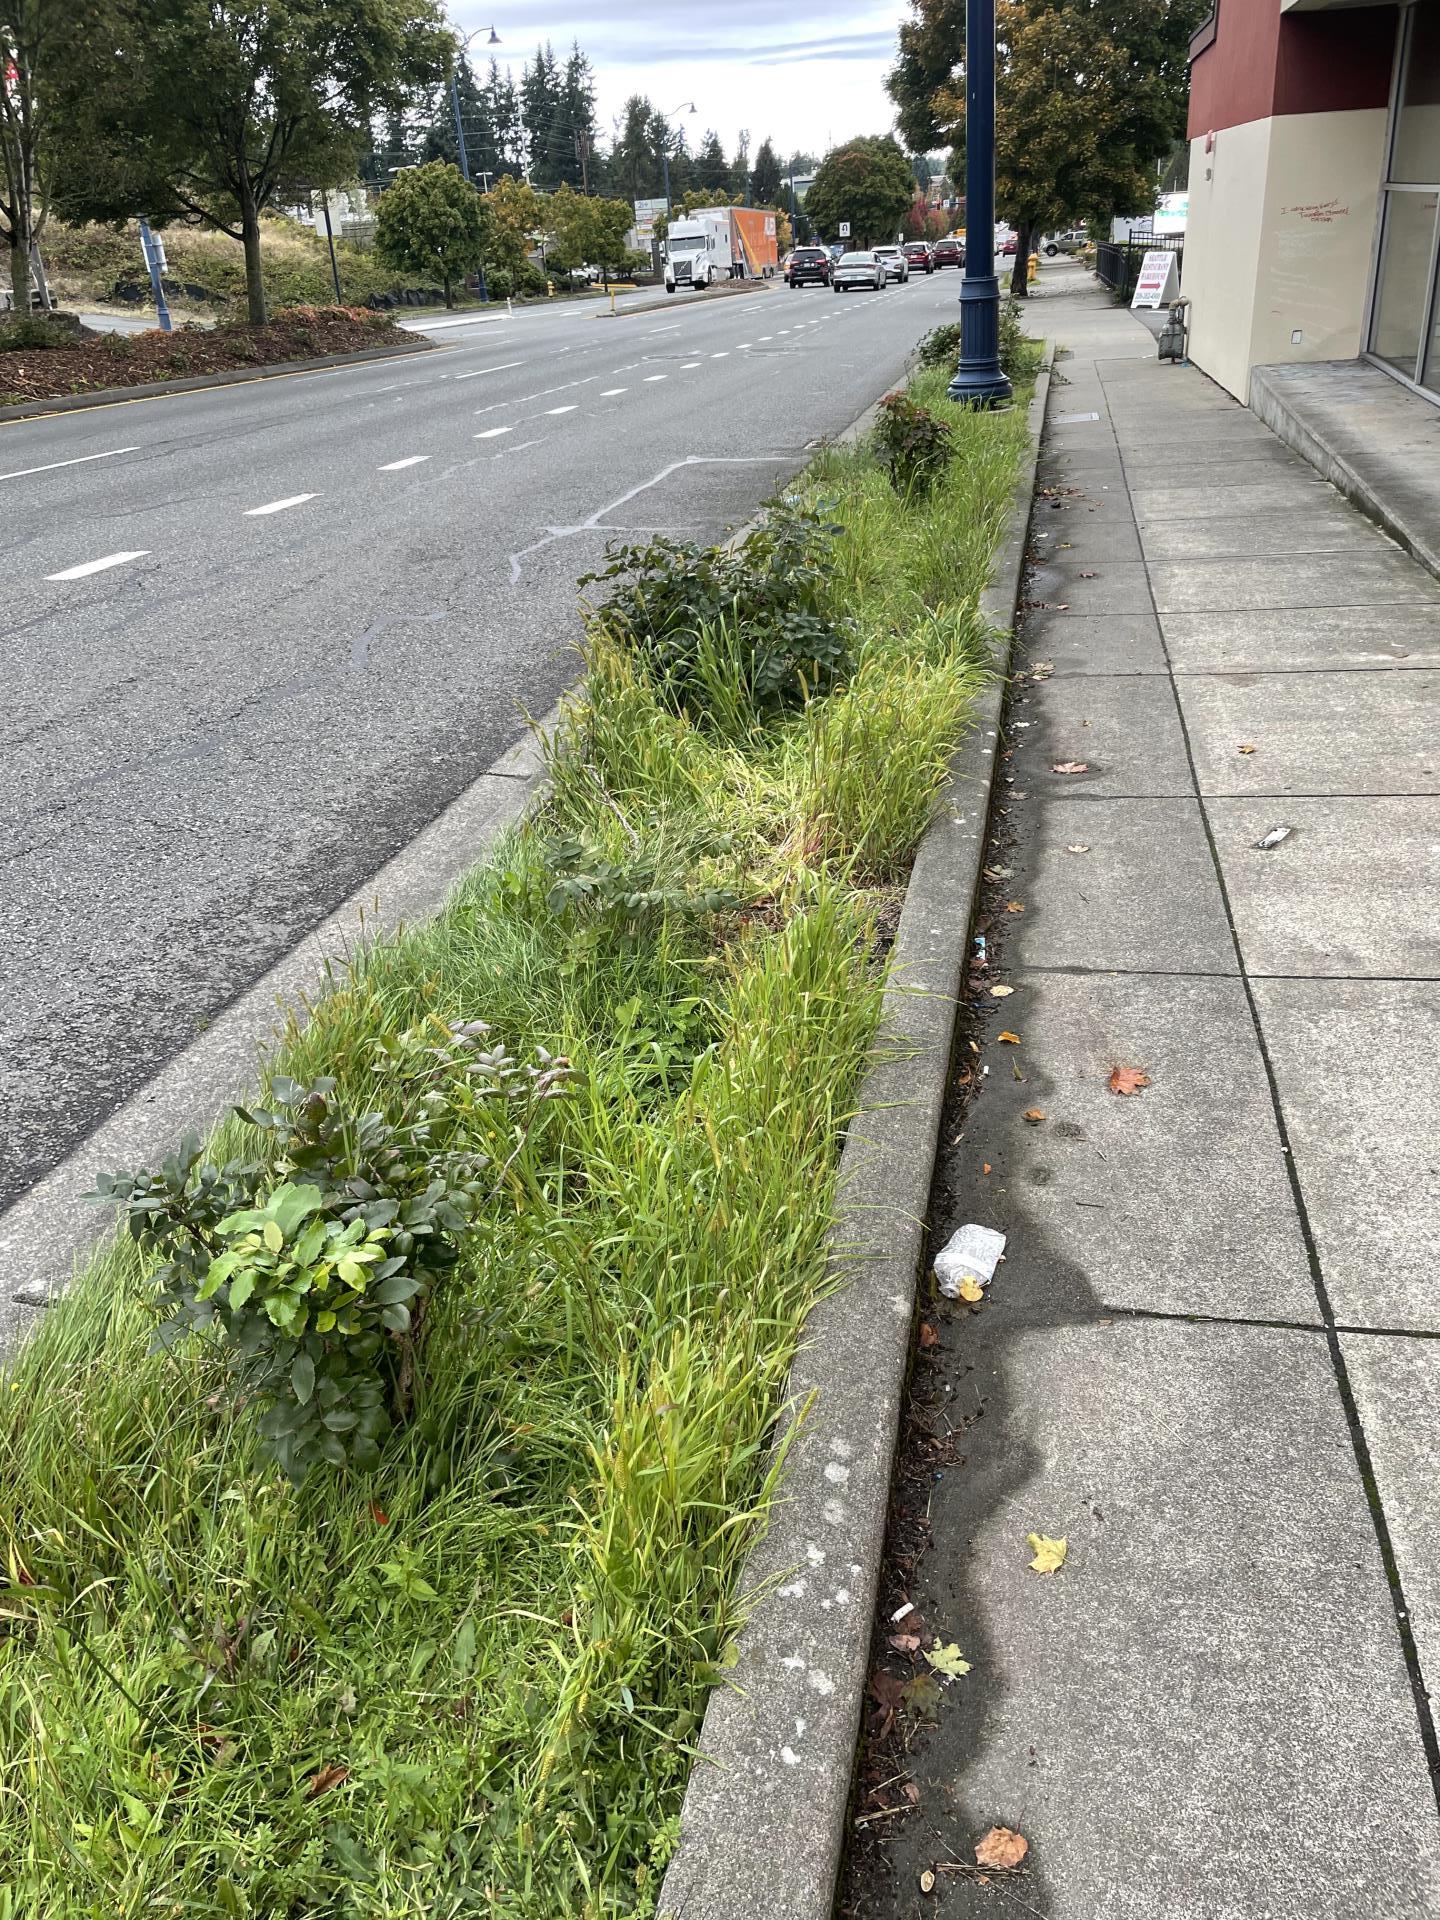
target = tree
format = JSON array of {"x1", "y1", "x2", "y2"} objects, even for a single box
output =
[
  {"x1": 611, "y1": 94, "x2": 663, "y2": 204},
  {"x1": 520, "y1": 40, "x2": 562, "y2": 188},
  {"x1": 784, "y1": 149, "x2": 819, "y2": 177},
  {"x1": 694, "y1": 129, "x2": 730, "y2": 196},
  {"x1": 545, "y1": 183, "x2": 633, "y2": 283},
  {"x1": 375, "y1": 158, "x2": 486, "y2": 305},
  {"x1": 53, "y1": 0, "x2": 450, "y2": 325},
  {"x1": 750, "y1": 136, "x2": 782, "y2": 208},
  {"x1": 421, "y1": 52, "x2": 484, "y2": 173},
  {"x1": 803, "y1": 136, "x2": 915, "y2": 248},
  {"x1": 888, "y1": 0, "x2": 1202, "y2": 292},
  {"x1": 0, "y1": 0, "x2": 75, "y2": 311},
  {"x1": 559, "y1": 42, "x2": 598, "y2": 192},
  {"x1": 485, "y1": 172, "x2": 542, "y2": 280}
]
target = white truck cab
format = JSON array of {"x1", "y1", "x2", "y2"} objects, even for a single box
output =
[{"x1": 663, "y1": 212, "x2": 729, "y2": 292}]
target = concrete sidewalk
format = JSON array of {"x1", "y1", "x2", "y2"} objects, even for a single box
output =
[{"x1": 851, "y1": 280, "x2": 1440, "y2": 1914}]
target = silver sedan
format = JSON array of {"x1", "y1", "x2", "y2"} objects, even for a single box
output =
[{"x1": 832, "y1": 250, "x2": 888, "y2": 291}]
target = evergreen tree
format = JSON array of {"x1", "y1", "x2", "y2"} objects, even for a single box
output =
[
  {"x1": 483, "y1": 59, "x2": 524, "y2": 179},
  {"x1": 730, "y1": 127, "x2": 750, "y2": 200},
  {"x1": 750, "y1": 137, "x2": 783, "y2": 207},
  {"x1": 694, "y1": 128, "x2": 730, "y2": 196},
  {"x1": 520, "y1": 42, "x2": 561, "y2": 188},
  {"x1": 612, "y1": 94, "x2": 663, "y2": 203},
  {"x1": 559, "y1": 42, "x2": 598, "y2": 191}
]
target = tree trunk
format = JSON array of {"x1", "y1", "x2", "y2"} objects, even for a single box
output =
[
  {"x1": 240, "y1": 191, "x2": 267, "y2": 325},
  {"x1": 443, "y1": 274, "x2": 454, "y2": 308},
  {"x1": 9, "y1": 236, "x2": 30, "y2": 316},
  {"x1": 1010, "y1": 220, "x2": 1033, "y2": 299}
]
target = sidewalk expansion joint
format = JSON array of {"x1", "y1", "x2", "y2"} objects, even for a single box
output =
[
  {"x1": 1093, "y1": 1304, "x2": 1440, "y2": 1342},
  {"x1": 1097, "y1": 357, "x2": 1440, "y2": 1815}
]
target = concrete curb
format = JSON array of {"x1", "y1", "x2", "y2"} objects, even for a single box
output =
[
  {"x1": 0, "y1": 336, "x2": 437, "y2": 424},
  {"x1": 0, "y1": 719, "x2": 555, "y2": 1339},
  {"x1": 598, "y1": 281, "x2": 776, "y2": 320},
  {"x1": 657, "y1": 345, "x2": 1054, "y2": 1920}
]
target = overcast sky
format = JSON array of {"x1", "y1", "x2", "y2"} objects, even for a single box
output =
[{"x1": 454, "y1": 1, "x2": 908, "y2": 163}]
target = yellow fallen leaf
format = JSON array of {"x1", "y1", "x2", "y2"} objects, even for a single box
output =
[
  {"x1": 1238, "y1": 743, "x2": 1257, "y2": 754},
  {"x1": 1022, "y1": 1108, "x2": 1046, "y2": 1124},
  {"x1": 1004, "y1": 900, "x2": 1026, "y2": 914},
  {"x1": 996, "y1": 1030, "x2": 1021, "y2": 1045},
  {"x1": 989, "y1": 984, "x2": 1015, "y2": 998},
  {"x1": 958, "y1": 1277, "x2": 984, "y2": 1303},
  {"x1": 924, "y1": 1641, "x2": 972, "y2": 1678},
  {"x1": 1026, "y1": 1532, "x2": 1068, "y2": 1574}
]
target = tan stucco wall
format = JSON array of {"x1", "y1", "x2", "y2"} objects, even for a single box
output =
[{"x1": 1182, "y1": 108, "x2": 1388, "y2": 402}]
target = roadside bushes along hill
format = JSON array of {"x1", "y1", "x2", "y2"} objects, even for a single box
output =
[{"x1": 0, "y1": 349, "x2": 1033, "y2": 1915}]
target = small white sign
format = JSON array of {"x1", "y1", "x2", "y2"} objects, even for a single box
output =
[
  {"x1": 838, "y1": 221, "x2": 851, "y2": 238},
  {"x1": 1131, "y1": 249, "x2": 1179, "y2": 310}
]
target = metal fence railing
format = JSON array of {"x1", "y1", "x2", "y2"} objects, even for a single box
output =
[{"x1": 1095, "y1": 236, "x2": 1184, "y2": 302}]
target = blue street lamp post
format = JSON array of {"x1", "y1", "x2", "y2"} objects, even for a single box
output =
[{"x1": 948, "y1": 0, "x2": 1011, "y2": 407}]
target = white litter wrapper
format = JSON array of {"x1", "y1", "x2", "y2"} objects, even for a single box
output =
[{"x1": 934, "y1": 1223, "x2": 1007, "y2": 1299}]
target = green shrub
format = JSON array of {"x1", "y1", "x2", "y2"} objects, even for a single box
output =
[
  {"x1": 917, "y1": 319, "x2": 963, "y2": 368},
  {"x1": 91, "y1": 1023, "x2": 570, "y2": 1482},
  {"x1": 872, "y1": 389, "x2": 954, "y2": 498},
  {"x1": 998, "y1": 294, "x2": 1031, "y2": 380},
  {"x1": 581, "y1": 504, "x2": 854, "y2": 733},
  {"x1": 0, "y1": 315, "x2": 71, "y2": 351}
]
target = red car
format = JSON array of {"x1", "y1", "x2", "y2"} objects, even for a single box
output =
[
  {"x1": 903, "y1": 241, "x2": 934, "y2": 274},
  {"x1": 931, "y1": 237, "x2": 965, "y2": 269}
]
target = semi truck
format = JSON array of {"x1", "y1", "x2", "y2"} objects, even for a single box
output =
[{"x1": 663, "y1": 206, "x2": 778, "y2": 291}]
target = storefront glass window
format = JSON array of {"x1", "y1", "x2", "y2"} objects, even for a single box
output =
[
  {"x1": 1390, "y1": 8, "x2": 1440, "y2": 182},
  {"x1": 1372, "y1": 190, "x2": 1438, "y2": 373},
  {"x1": 1369, "y1": 8, "x2": 1440, "y2": 397}
]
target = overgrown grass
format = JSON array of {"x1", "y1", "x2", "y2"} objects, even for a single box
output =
[{"x1": 0, "y1": 361, "x2": 1033, "y2": 1917}]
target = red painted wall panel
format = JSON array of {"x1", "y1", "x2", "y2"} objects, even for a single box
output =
[{"x1": 1189, "y1": 2, "x2": 1398, "y2": 138}]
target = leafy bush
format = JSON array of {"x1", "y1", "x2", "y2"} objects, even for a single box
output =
[
  {"x1": 0, "y1": 315, "x2": 72, "y2": 351},
  {"x1": 998, "y1": 295, "x2": 1030, "y2": 380},
  {"x1": 581, "y1": 504, "x2": 854, "y2": 732},
  {"x1": 873, "y1": 389, "x2": 954, "y2": 497},
  {"x1": 92, "y1": 1021, "x2": 569, "y2": 1481},
  {"x1": 917, "y1": 302, "x2": 1033, "y2": 383},
  {"x1": 917, "y1": 320, "x2": 962, "y2": 369},
  {"x1": 540, "y1": 825, "x2": 741, "y2": 951}
]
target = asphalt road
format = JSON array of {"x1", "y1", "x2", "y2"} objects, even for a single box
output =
[{"x1": 2, "y1": 270, "x2": 964, "y2": 1208}]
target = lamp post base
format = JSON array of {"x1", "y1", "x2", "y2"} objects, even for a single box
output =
[{"x1": 947, "y1": 270, "x2": 1013, "y2": 408}]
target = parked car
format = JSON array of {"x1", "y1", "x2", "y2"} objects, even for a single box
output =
[
  {"x1": 995, "y1": 224, "x2": 1018, "y2": 256},
  {"x1": 903, "y1": 241, "x2": 934, "y2": 274},
  {"x1": 785, "y1": 245, "x2": 832, "y2": 287},
  {"x1": 1041, "y1": 228, "x2": 1087, "y2": 257},
  {"x1": 931, "y1": 236, "x2": 964, "y2": 269},
  {"x1": 873, "y1": 245, "x2": 909, "y2": 283},
  {"x1": 832, "y1": 249, "x2": 887, "y2": 291}
]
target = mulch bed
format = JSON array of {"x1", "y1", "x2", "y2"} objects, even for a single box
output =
[{"x1": 0, "y1": 306, "x2": 420, "y2": 406}]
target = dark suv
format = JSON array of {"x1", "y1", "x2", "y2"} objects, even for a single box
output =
[
  {"x1": 932, "y1": 237, "x2": 965, "y2": 269},
  {"x1": 903, "y1": 241, "x2": 934, "y2": 274},
  {"x1": 786, "y1": 246, "x2": 832, "y2": 287}
]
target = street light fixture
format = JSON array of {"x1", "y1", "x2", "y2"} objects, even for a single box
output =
[
  {"x1": 947, "y1": 0, "x2": 1011, "y2": 407},
  {"x1": 661, "y1": 101, "x2": 697, "y2": 216}
]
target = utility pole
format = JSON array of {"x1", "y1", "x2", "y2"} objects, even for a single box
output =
[
  {"x1": 138, "y1": 220, "x2": 173, "y2": 333},
  {"x1": 321, "y1": 195, "x2": 343, "y2": 303},
  {"x1": 948, "y1": 0, "x2": 1011, "y2": 406}
]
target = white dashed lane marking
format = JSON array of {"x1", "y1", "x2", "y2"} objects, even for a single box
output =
[
  {"x1": 681, "y1": 362, "x2": 701, "y2": 369},
  {"x1": 710, "y1": 351, "x2": 729, "y2": 358},
  {"x1": 45, "y1": 549, "x2": 149, "y2": 581},
  {"x1": 600, "y1": 387, "x2": 628, "y2": 396},
  {"x1": 378, "y1": 456, "x2": 430, "y2": 471},
  {"x1": 453, "y1": 360, "x2": 524, "y2": 381},
  {"x1": 644, "y1": 374, "x2": 667, "y2": 382},
  {"x1": 475, "y1": 426, "x2": 512, "y2": 439},
  {"x1": 2, "y1": 446, "x2": 138, "y2": 484},
  {"x1": 244, "y1": 494, "x2": 317, "y2": 517},
  {"x1": 545, "y1": 405, "x2": 578, "y2": 414}
]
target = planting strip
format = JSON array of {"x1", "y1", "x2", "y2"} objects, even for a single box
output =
[
  {"x1": 0, "y1": 336, "x2": 437, "y2": 424},
  {"x1": 658, "y1": 346, "x2": 1053, "y2": 1920}
]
